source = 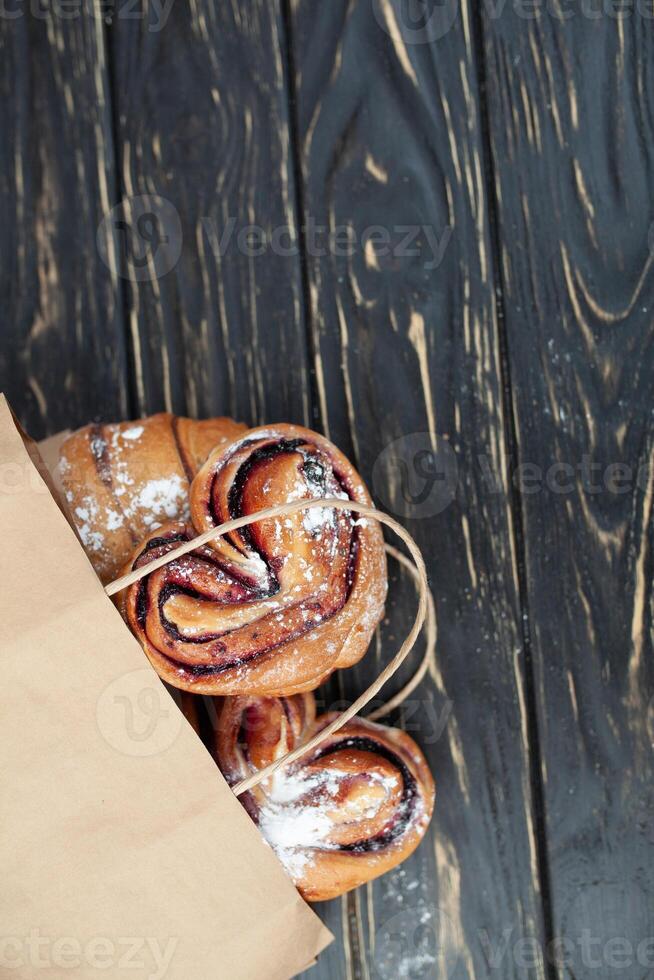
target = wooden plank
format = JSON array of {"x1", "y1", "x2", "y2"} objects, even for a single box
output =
[
  {"x1": 289, "y1": 3, "x2": 549, "y2": 977},
  {"x1": 481, "y1": 11, "x2": 654, "y2": 976},
  {"x1": 0, "y1": 11, "x2": 129, "y2": 438},
  {"x1": 107, "y1": 1, "x2": 312, "y2": 426}
]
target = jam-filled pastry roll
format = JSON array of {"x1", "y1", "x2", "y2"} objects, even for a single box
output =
[
  {"x1": 58, "y1": 412, "x2": 246, "y2": 583},
  {"x1": 119, "y1": 425, "x2": 387, "y2": 696},
  {"x1": 214, "y1": 692, "x2": 435, "y2": 901}
]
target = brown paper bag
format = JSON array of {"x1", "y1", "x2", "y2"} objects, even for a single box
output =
[{"x1": 0, "y1": 395, "x2": 332, "y2": 979}]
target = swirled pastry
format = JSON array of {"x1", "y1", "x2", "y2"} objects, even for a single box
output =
[
  {"x1": 58, "y1": 413, "x2": 246, "y2": 582},
  {"x1": 214, "y1": 692, "x2": 435, "y2": 901},
  {"x1": 119, "y1": 425, "x2": 387, "y2": 696}
]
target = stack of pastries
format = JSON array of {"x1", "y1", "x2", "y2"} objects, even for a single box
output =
[{"x1": 57, "y1": 412, "x2": 435, "y2": 901}]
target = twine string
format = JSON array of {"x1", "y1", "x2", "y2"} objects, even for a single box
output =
[
  {"x1": 105, "y1": 497, "x2": 432, "y2": 798},
  {"x1": 366, "y1": 543, "x2": 437, "y2": 723}
]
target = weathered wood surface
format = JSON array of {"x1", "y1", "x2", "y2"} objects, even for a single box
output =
[
  {"x1": 1, "y1": 1, "x2": 653, "y2": 979},
  {"x1": 107, "y1": 0, "x2": 312, "y2": 426},
  {"x1": 288, "y1": 3, "x2": 547, "y2": 978},
  {"x1": 482, "y1": 10, "x2": 654, "y2": 978},
  {"x1": 0, "y1": 9, "x2": 129, "y2": 437}
]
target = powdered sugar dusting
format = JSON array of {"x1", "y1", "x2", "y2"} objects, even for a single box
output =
[
  {"x1": 127, "y1": 475, "x2": 188, "y2": 525},
  {"x1": 257, "y1": 766, "x2": 400, "y2": 881},
  {"x1": 69, "y1": 473, "x2": 189, "y2": 558},
  {"x1": 74, "y1": 497, "x2": 105, "y2": 552},
  {"x1": 302, "y1": 505, "x2": 332, "y2": 534},
  {"x1": 259, "y1": 769, "x2": 339, "y2": 878},
  {"x1": 259, "y1": 803, "x2": 333, "y2": 878},
  {"x1": 121, "y1": 426, "x2": 144, "y2": 441},
  {"x1": 61, "y1": 422, "x2": 196, "y2": 577},
  {"x1": 108, "y1": 425, "x2": 189, "y2": 526},
  {"x1": 105, "y1": 509, "x2": 124, "y2": 531}
]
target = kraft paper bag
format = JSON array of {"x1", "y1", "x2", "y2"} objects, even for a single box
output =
[{"x1": 0, "y1": 395, "x2": 332, "y2": 979}]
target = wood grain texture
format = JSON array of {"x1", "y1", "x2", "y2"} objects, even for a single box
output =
[
  {"x1": 289, "y1": 2, "x2": 548, "y2": 976},
  {"x1": 482, "y1": 10, "x2": 654, "y2": 977},
  {"x1": 107, "y1": 0, "x2": 312, "y2": 426},
  {"x1": 5, "y1": 2, "x2": 651, "y2": 979},
  {"x1": 0, "y1": 11, "x2": 129, "y2": 438}
]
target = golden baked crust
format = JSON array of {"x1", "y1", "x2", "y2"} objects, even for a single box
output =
[
  {"x1": 58, "y1": 413, "x2": 246, "y2": 582},
  {"x1": 118, "y1": 424, "x2": 388, "y2": 695},
  {"x1": 214, "y1": 691, "x2": 435, "y2": 901}
]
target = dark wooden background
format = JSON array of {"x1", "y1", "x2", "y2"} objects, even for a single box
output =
[{"x1": 2, "y1": 1, "x2": 653, "y2": 978}]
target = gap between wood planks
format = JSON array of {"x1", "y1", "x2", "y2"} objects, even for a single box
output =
[
  {"x1": 102, "y1": 19, "x2": 141, "y2": 422},
  {"x1": 279, "y1": 0, "x2": 324, "y2": 435}
]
